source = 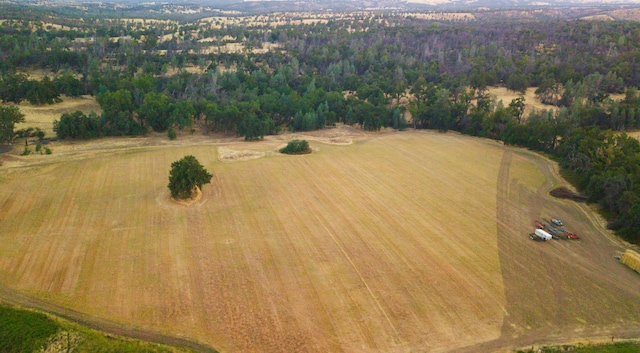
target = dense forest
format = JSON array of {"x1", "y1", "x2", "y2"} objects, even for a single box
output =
[{"x1": 1, "y1": 4, "x2": 640, "y2": 243}]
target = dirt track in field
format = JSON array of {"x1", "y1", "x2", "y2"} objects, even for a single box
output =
[
  {"x1": 457, "y1": 149, "x2": 640, "y2": 352},
  {"x1": 1, "y1": 128, "x2": 640, "y2": 352}
]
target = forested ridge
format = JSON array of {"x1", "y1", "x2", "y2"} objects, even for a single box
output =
[{"x1": 1, "y1": 4, "x2": 640, "y2": 242}]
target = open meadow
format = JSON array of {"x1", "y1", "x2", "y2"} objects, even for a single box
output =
[
  {"x1": 1, "y1": 128, "x2": 639, "y2": 352},
  {"x1": 15, "y1": 96, "x2": 101, "y2": 138}
]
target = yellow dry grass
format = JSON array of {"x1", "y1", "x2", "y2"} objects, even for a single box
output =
[
  {"x1": 487, "y1": 86, "x2": 558, "y2": 116},
  {"x1": 401, "y1": 11, "x2": 476, "y2": 20},
  {"x1": 607, "y1": 8, "x2": 640, "y2": 21},
  {"x1": 15, "y1": 96, "x2": 101, "y2": 138},
  {"x1": 509, "y1": 152, "x2": 545, "y2": 191},
  {"x1": 627, "y1": 131, "x2": 640, "y2": 141},
  {"x1": 2, "y1": 128, "x2": 640, "y2": 352},
  {"x1": 580, "y1": 14, "x2": 615, "y2": 21},
  {"x1": 0, "y1": 131, "x2": 506, "y2": 352},
  {"x1": 622, "y1": 250, "x2": 640, "y2": 273}
]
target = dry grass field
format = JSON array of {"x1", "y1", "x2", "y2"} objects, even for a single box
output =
[
  {"x1": 1, "y1": 128, "x2": 640, "y2": 352},
  {"x1": 15, "y1": 96, "x2": 101, "y2": 138},
  {"x1": 487, "y1": 87, "x2": 558, "y2": 116}
]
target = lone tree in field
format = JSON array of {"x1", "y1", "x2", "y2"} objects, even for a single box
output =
[
  {"x1": 0, "y1": 105, "x2": 25, "y2": 144},
  {"x1": 168, "y1": 155, "x2": 212, "y2": 200}
]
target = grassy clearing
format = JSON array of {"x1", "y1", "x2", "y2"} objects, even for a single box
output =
[
  {"x1": 0, "y1": 305, "x2": 59, "y2": 353},
  {"x1": 517, "y1": 341, "x2": 640, "y2": 353},
  {"x1": 0, "y1": 304, "x2": 191, "y2": 353},
  {"x1": 15, "y1": 95, "x2": 101, "y2": 138},
  {"x1": 487, "y1": 86, "x2": 557, "y2": 116}
]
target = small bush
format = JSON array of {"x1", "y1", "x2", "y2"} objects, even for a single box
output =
[
  {"x1": 35, "y1": 128, "x2": 45, "y2": 140},
  {"x1": 280, "y1": 139, "x2": 311, "y2": 155},
  {"x1": 45, "y1": 147, "x2": 52, "y2": 155},
  {"x1": 168, "y1": 128, "x2": 177, "y2": 140},
  {"x1": 21, "y1": 147, "x2": 31, "y2": 155},
  {"x1": 35, "y1": 142, "x2": 42, "y2": 153}
]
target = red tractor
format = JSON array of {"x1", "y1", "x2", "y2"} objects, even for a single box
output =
[{"x1": 566, "y1": 232, "x2": 580, "y2": 240}]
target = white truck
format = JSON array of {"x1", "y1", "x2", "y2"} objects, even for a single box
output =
[{"x1": 532, "y1": 229, "x2": 553, "y2": 241}]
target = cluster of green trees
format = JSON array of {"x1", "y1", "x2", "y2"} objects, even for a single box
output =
[
  {"x1": 280, "y1": 139, "x2": 311, "y2": 154},
  {"x1": 0, "y1": 105, "x2": 25, "y2": 144}
]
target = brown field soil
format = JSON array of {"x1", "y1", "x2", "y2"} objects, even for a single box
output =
[
  {"x1": 15, "y1": 95, "x2": 101, "y2": 138},
  {"x1": 1, "y1": 127, "x2": 640, "y2": 352}
]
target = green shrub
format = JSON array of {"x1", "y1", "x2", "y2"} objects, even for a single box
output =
[
  {"x1": 168, "y1": 128, "x2": 177, "y2": 140},
  {"x1": 35, "y1": 142, "x2": 42, "y2": 153},
  {"x1": 45, "y1": 147, "x2": 52, "y2": 154},
  {"x1": 21, "y1": 147, "x2": 31, "y2": 155},
  {"x1": 280, "y1": 139, "x2": 311, "y2": 155}
]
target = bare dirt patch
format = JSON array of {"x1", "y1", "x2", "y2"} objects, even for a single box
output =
[
  {"x1": 549, "y1": 186, "x2": 587, "y2": 202},
  {"x1": 217, "y1": 147, "x2": 265, "y2": 162},
  {"x1": 171, "y1": 186, "x2": 203, "y2": 206}
]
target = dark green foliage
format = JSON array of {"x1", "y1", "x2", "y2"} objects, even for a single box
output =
[
  {"x1": 24, "y1": 76, "x2": 61, "y2": 105},
  {"x1": 505, "y1": 73, "x2": 529, "y2": 94},
  {"x1": 97, "y1": 89, "x2": 143, "y2": 136},
  {"x1": 0, "y1": 104, "x2": 25, "y2": 143},
  {"x1": 0, "y1": 305, "x2": 60, "y2": 353},
  {"x1": 54, "y1": 111, "x2": 100, "y2": 139},
  {"x1": 139, "y1": 92, "x2": 171, "y2": 132},
  {"x1": 54, "y1": 73, "x2": 84, "y2": 97},
  {"x1": 167, "y1": 128, "x2": 177, "y2": 140},
  {"x1": 0, "y1": 73, "x2": 27, "y2": 103},
  {"x1": 170, "y1": 100, "x2": 195, "y2": 131},
  {"x1": 168, "y1": 155, "x2": 212, "y2": 199},
  {"x1": 280, "y1": 139, "x2": 311, "y2": 155},
  {"x1": 555, "y1": 129, "x2": 640, "y2": 243},
  {"x1": 238, "y1": 115, "x2": 273, "y2": 141}
]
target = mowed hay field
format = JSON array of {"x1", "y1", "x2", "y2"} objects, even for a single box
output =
[{"x1": 1, "y1": 131, "x2": 640, "y2": 352}]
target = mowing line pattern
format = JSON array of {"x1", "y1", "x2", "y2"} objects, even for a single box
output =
[{"x1": 7, "y1": 132, "x2": 638, "y2": 352}]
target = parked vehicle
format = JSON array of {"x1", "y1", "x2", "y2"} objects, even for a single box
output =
[
  {"x1": 551, "y1": 219, "x2": 563, "y2": 226},
  {"x1": 535, "y1": 221, "x2": 545, "y2": 229},
  {"x1": 546, "y1": 225, "x2": 560, "y2": 236},
  {"x1": 566, "y1": 232, "x2": 580, "y2": 240},
  {"x1": 533, "y1": 229, "x2": 553, "y2": 241},
  {"x1": 530, "y1": 233, "x2": 545, "y2": 241}
]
